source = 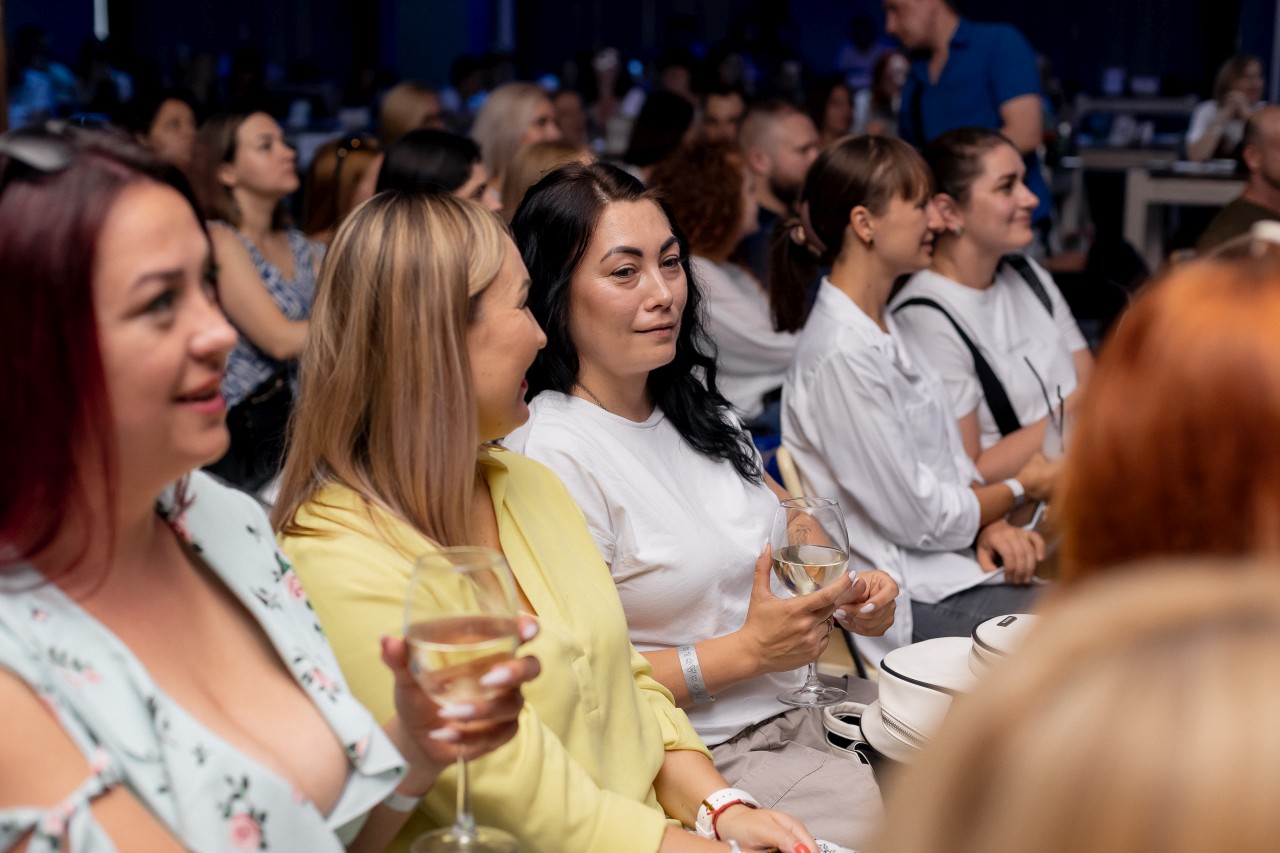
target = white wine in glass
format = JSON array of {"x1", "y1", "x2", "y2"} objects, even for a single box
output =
[
  {"x1": 771, "y1": 497, "x2": 851, "y2": 708},
  {"x1": 405, "y1": 547, "x2": 521, "y2": 853}
]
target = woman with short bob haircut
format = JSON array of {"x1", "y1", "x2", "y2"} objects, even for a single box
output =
[
  {"x1": 274, "y1": 191, "x2": 821, "y2": 853},
  {"x1": 1185, "y1": 53, "x2": 1265, "y2": 162},
  {"x1": 777, "y1": 136, "x2": 1054, "y2": 655},
  {"x1": 0, "y1": 124, "x2": 530, "y2": 852},
  {"x1": 1057, "y1": 237, "x2": 1280, "y2": 582},
  {"x1": 507, "y1": 161, "x2": 897, "y2": 849}
]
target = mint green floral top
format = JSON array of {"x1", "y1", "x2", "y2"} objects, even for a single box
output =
[{"x1": 0, "y1": 471, "x2": 407, "y2": 852}]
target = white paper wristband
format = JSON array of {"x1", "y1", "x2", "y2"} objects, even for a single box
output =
[{"x1": 678, "y1": 644, "x2": 713, "y2": 704}]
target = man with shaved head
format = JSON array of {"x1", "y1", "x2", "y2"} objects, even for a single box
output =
[
  {"x1": 736, "y1": 99, "x2": 822, "y2": 286},
  {"x1": 1198, "y1": 105, "x2": 1280, "y2": 253}
]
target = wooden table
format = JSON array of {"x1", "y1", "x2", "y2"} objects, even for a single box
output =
[{"x1": 1123, "y1": 167, "x2": 1245, "y2": 269}]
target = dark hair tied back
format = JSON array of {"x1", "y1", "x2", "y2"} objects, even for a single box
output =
[{"x1": 770, "y1": 135, "x2": 931, "y2": 331}]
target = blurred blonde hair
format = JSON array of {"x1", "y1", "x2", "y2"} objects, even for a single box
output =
[
  {"x1": 877, "y1": 558, "x2": 1280, "y2": 853},
  {"x1": 500, "y1": 139, "x2": 590, "y2": 221},
  {"x1": 378, "y1": 81, "x2": 443, "y2": 146},
  {"x1": 272, "y1": 192, "x2": 508, "y2": 546},
  {"x1": 471, "y1": 82, "x2": 552, "y2": 185}
]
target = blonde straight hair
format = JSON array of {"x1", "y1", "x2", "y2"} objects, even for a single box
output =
[
  {"x1": 471, "y1": 82, "x2": 551, "y2": 185},
  {"x1": 272, "y1": 192, "x2": 507, "y2": 546}
]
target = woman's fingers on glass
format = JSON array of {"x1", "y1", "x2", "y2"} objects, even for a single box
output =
[
  {"x1": 478, "y1": 653, "x2": 541, "y2": 689},
  {"x1": 514, "y1": 614, "x2": 539, "y2": 643},
  {"x1": 798, "y1": 572, "x2": 853, "y2": 611}
]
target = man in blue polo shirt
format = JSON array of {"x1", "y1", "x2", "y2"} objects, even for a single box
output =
[{"x1": 885, "y1": 0, "x2": 1052, "y2": 228}]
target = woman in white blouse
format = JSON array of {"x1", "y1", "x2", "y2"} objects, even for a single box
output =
[
  {"x1": 776, "y1": 135, "x2": 1054, "y2": 653},
  {"x1": 890, "y1": 127, "x2": 1094, "y2": 483}
]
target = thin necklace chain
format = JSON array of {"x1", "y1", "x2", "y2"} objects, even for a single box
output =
[{"x1": 574, "y1": 381, "x2": 610, "y2": 413}]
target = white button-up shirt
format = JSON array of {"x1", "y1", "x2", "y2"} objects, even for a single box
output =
[{"x1": 783, "y1": 279, "x2": 1003, "y2": 658}]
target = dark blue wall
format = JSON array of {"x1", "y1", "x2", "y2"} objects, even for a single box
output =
[{"x1": 6, "y1": 0, "x2": 1271, "y2": 99}]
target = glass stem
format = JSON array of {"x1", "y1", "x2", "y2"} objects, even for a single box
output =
[
  {"x1": 804, "y1": 661, "x2": 822, "y2": 689},
  {"x1": 453, "y1": 755, "x2": 478, "y2": 839}
]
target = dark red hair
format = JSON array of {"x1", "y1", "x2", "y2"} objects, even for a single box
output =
[
  {"x1": 649, "y1": 140, "x2": 747, "y2": 258},
  {"x1": 0, "y1": 126, "x2": 181, "y2": 569},
  {"x1": 1058, "y1": 246, "x2": 1280, "y2": 581}
]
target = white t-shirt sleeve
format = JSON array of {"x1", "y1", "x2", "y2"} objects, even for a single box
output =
[
  {"x1": 892, "y1": 302, "x2": 984, "y2": 419},
  {"x1": 1026, "y1": 256, "x2": 1088, "y2": 354},
  {"x1": 1186, "y1": 100, "x2": 1218, "y2": 146},
  {"x1": 514, "y1": 423, "x2": 619, "y2": 566},
  {"x1": 808, "y1": 347, "x2": 980, "y2": 551}
]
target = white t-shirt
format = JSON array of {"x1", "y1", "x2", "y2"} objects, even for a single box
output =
[
  {"x1": 890, "y1": 258, "x2": 1087, "y2": 452},
  {"x1": 691, "y1": 256, "x2": 798, "y2": 420},
  {"x1": 783, "y1": 280, "x2": 1000, "y2": 661},
  {"x1": 1186, "y1": 99, "x2": 1260, "y2": 157},
  {"x1": 505, "y1": 392, "x2": 801, "y2": 746}
]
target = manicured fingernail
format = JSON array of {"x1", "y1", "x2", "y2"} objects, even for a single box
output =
[
  {"x1": 479, "y1": 668, "x2": 514, "y2": 688},
  {"x1": 427, "y1": 728, "x2": 460, "y2": 742},
  {"x1": 519, "y1": 621, "x2": 539, "y2": 641},
  {"x1": 860, "y1": 602, "x2": 876, "y2": 614},
  {"x1": 834, "y1": 608, "x2": 848, "y2": 622},
  {"x1": 794, "y1": 845, "x2": 811, "y2": 853},
  {"x1": 437, "y1": 703, "x2": 476, "y2": 719},
  {"x1": 847, "y1": 570, "x2": 859, "y2": 582}
]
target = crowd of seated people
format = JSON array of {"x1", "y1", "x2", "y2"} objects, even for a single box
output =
[{"x1": 4, "y1": 16, "x2": 1280, "y2": 853}]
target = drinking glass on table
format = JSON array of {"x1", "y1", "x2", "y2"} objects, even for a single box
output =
[
  {"x1": 405, "y1": 547, "x2": 521, "y2": 853},
  {"x1": 770, "y1": 497, "x2": 853, "y2": 708}
]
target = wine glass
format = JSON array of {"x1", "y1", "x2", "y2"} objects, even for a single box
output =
[
  {"x1": 771, "y1": 497, "x2": 851, "y2": 708},
  {"x1": 405, "y1": 547, "x2": 521, "y2": 853}
]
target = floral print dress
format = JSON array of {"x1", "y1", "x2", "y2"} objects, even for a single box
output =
[{"x1": 0, "y1": 472, "x2": 407, "y2": 852}]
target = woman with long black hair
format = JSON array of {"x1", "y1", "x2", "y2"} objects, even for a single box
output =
[{"x1": 506, "y1": 161, "x2": 896, "y2": 849}]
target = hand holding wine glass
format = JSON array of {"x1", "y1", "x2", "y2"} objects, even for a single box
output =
[
  {"x1": 770, "y1": 497, "x2": 855, "y2": 708},
  {"x1": 381, "y1": 617, "x2": 540, "y2": 782},
  {"x1": 404, "y1": 547, "x2": 527, "y2": 853}
]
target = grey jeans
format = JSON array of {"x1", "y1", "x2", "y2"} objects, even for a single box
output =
[
  {"x1": 709, "y1": 704, "x2": 883, "y2": 849},
  {"x1": 911, "y1": 582, "x2": 1043, "y2": 642}
]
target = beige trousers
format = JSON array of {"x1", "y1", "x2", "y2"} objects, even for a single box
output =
[{"x1": 709, "y1": 704, "x2": 883, "y2": 850}]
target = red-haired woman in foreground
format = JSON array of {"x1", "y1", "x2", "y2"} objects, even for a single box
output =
[{"x1": 1057, "y1": 234, "x2": 1280, "y2": 580}]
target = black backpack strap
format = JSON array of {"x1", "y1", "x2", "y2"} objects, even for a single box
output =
[
  {"x1": 1000, "y1": 253, "x2": 1053, "y2": 316},
  {"x1": 893, "y1": 297, "x2": 1023, "y2": 437}
]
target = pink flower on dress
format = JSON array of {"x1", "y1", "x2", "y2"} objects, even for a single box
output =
[
  {"x1": 312, "y1": 668, "x2": 336, "y2": 692},
  {"x1": 228, "y1": 812, "x2": 263, "y2": 850},
  {"x1": 88, "y1": 748, "x2": 111, "y2": 775},
  {"x1": 39, "y1": 802, "x2": 75, "y2": 838},
  {"x1": 31, "y1": 607, "x2": 49, "y2": 622},
  {"x1": 285, "y1": 572, "x2": 305, "y2": 601},
  {"x1": 353, "y1": 736, "x2": 369, "y2": 761}
]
